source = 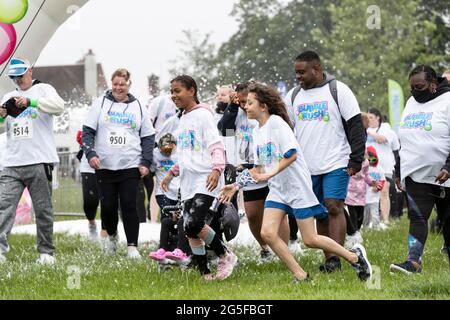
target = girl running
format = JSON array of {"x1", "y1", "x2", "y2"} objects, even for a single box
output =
[
  {"x1": 219, "y1": 83, "x2": 372, "y2": 282},
  {"x1": 161, "y1": 75, "x2": 237, "y2": 281}
]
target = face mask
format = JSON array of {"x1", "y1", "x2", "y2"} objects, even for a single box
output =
[
  {"x1": 216, "y1": 101, "x2": 228, "y2": 113},
  {"x1": 411, "y1": 88, "x2": 434, "y2": 104}
]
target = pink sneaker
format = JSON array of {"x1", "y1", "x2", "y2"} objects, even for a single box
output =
[
  {"x1": 165, "y1": 249, "x2": 189, "y2": 263},
  {"x1": 148, "y1": 248, "x2": 167, "y2": 262},
  {"x1": 215, "y1": 250, "x2": 238, "y2": 280}
]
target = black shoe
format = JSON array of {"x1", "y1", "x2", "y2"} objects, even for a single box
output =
[
  {"x1": 350, "y1": 244, "x2": 372, "y2": 281},
  {"x1": 293, "y1": 273, "x2": 311, "y2": 284},
  {"x1": 319, "y1": 256, "x2": 342, "y2": 273},
  {"x1": 390, "y1": 260, "x2": 422, "y2": 275},
  {"x1": 260, "y1": 249, "x2": 272, "y2": 262}
]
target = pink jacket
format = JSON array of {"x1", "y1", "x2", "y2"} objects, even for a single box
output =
[{"x1": 345, "y1": 160, "x2": 373, "y2": 206}]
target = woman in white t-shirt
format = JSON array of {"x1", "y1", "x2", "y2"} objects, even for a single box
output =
[
  {"x1": 390, "y1": 65, "x2": 450, "y2": 274},
  {"x1": 82, "y1": 69, "x2": 155, "y2": 259},
  {"x1": 160, "y1": 75, "x2": 237, "y2": 281},
  {"x1": 219, "y1": 83, "x2": 372, "y2": 282},
  {"x1": 367, "y1": 108, "x2": 400, "y2": 226}
]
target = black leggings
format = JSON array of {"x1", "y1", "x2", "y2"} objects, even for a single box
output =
[
  {"x1": 81, "y1": 173, "x2": 100, "y2": 221},
  {"x1": 405, "y1": 177, "x2": 450, "y2": 262},
  {"x1": 346, "y1": 205, "x2": 364, "y2": 235},
  {"x1": 97, "y1": 176, "x2": 140, "y2": 247},
  {"x1": 289, "y1": 215, "x2": 298, "y2": 241}
]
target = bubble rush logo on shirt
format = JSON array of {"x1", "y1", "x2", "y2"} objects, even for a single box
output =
[
  {"x1": 160, "y1": 159, "x2": 175, "y2": 172},
  {"x1": 400, "y1": 112, "x2": 433, "y2": 131},
  {"x1": 369, "y1": 171, "x2": 382, "y2": 181},
  {"x1": 178, "y1": 130, "x2": 201, "y2": 152},
  {"x1": 17, "y1": 108, "x2": 38, "y2": 120},
  {"x1": 104, "y1": 112, "x2": 137, "y2": 129},
  {"x1": 256, "y1": 142, "x2": 282, "y2": 167},
  {"x1": 296, "y1": 101, "x2": 330, "y2": 122},
  {"x1": 237, "y1": 125, "x2": 253, "y2": 142}
]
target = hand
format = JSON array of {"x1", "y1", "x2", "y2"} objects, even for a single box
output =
[
  {"x1": 138, "y1": 165, "x2": 150, "y2": 178},
  {"x1": 206, "y1": 169, "x2": 221, "y2": 192},
  {"x1": 0, "y1": 108, "x2": 7, "y2": 118},
  {"x1": 435, "y1": 169, "x2": 450, "y2": 185},
  {"x1": 14, "y1": 97, "x2": 28, "y2": 108},
  {"x1": 395, "y1": 177, "x2": 403, "y2": 191},
  {"x1": 219, "y1": 184, "x2": 238, "y2": 204},
  {"x1": 89, "y1": 157, "x2": 101, "y2": 170},
  {"x1": 229, "y1": 92, "x2": 239, "y2": 105},
  {"x1": 161, "y1": 174, "x2": 173, "y2": 193},
  {"x1": 347, "y1": 167, "x2": 357, "y2": 176},
  {"x1": 250, "y1": 169, "x2": 273, "y2": 183}
]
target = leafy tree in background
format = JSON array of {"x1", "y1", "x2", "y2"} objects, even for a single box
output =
[
  {"x1": 314, "y1": 0, "x2": 450, "y2": 114},
  {"x1": 170, "y1": 0, "x2": 449, "y2": 111}
]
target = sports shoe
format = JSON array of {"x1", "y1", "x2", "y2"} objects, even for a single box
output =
[
  {"x1": 165, "y1": 249, "x2": 189, "y2": 263},
  {"x1": 345, "y1": 231, "x2": 363, "y2": 249},
  {"x1": 127, "y1": 246, "x2": 142, "y2": 260},
  {"x1": 215, "y1": 250, "x2": 238, "y2": 280},
  {"x1": 36, "y1": 253, "x2": 55, "y2": 266},
  {"x1": 148, "y1": 248, "x2": 167, "y2": 262},
  {"x1": 88, "y1": 223, "x2": 98, "y2": 242},
  {"x1": 319, "y1": 256, "x2": 342, "y2": 273},
  {"x1": 390, "y1": 260, "x2": 422, "y2": 275},
  {"x1": 103, "y1": 233, "x2": 118, "y2": 256},
  {"x1": 350, "y1": 244, "x2": 372, "y2": 281},
  {"x1": 288, "y1": 240, "x2": 303, "y2": 255},
  {"x1": 202, "y1": 273, "x2": 217, "y2": 281},
  {"x1": 260, "y1": 248, "x2": 273, "y2": 263}
]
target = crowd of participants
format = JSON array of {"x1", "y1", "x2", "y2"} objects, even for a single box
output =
[{"x1": 0, "y1": 52, "x2": 448, "y2": 281}]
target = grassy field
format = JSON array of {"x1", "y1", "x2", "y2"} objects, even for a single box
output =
[{"x1": 1, "y1": 216, "x2": 449, "y2": 300}]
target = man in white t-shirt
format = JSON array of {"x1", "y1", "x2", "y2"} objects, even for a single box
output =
[
  {"x1": 0, "y1": 57, "x2": 65, "y2": 265},
  {"x1": 285, "y1": 51, "x2": 366, "y2": 273}
]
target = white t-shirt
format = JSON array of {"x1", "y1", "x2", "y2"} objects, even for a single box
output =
[
  {"x1": 1, "y1": 83, "x2": 62, "y2": 167},
  {"x1": 84, "y1": 95, "x2": 155, "y2": 171},
  {"x1": 79, "y1": 153, "x2": 95, "y2": 174},
  {"x1": 399, "y1": 92, "x2": 450, "y2": 187},
  {"x1": 0, "y1": 132, "x2": 7, "y2": 171},
  {"x1": 365, "y1": 165, "x2": 385, "y2": 204},
  {"x1": 285, "y1": 81, "x2": 361, "y2": 175},
  {"x1": 153, "y1": 148, "x2": 180, "y2": 201},
  {"x1": 234, "y1": 108, "x2": 268, "y2": 191},
  {"x1": 176, "y1": 105, "x2": 225, "y2": 201},
  {"x1": 156, "y1": 113, "x2": 180, "y2": 143},
  {"x1": 366, "y1": 123, "x2": 399, "y2": 175},
  {"x1": 253, "y1": 115, "x2": 320, "y2": 209},
  {"x1": 148, "y1": 95, "x2": 178, "y2": 134}
]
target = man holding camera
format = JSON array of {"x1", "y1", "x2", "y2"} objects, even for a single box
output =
[{"x1": 0, "y1": 57, "x2": 65, "y2": 265}]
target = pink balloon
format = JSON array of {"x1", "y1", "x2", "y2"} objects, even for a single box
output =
[{"x1": 0, "y1": 23, "x2": 17, "y2": 66}]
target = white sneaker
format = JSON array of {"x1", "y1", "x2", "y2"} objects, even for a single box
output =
[
  {"x1": 37, "y1": 253, "x2": 55, "y2": 266},
  {"x1": 103, "y1": 233, "x2": 118, "y2": 256},
  {"x1": 289, "y1": 240, "x2": 303, "y2": 255},
  {"x1": 379, "y1": 222, "x2": 388, "y2": 231},
  {"x1": 127, "y1": 246, "x2": 142, "y2": 260},
  {"x1": 88, "y1": 223, "x2": 98, "y2": 242}
]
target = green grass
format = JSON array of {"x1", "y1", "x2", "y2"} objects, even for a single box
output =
[{"x1": 0, "y1": 216, "x2": 449, "y2": 300}]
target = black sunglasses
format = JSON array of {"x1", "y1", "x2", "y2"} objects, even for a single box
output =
[{"x1": 9, "y1": 75, "x2": 24, "y2": 80}]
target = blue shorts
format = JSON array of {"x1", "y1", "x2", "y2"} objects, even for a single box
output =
[
  {"x1": 311, "y1": 167, "x2": 350, "y2": 204},
  {"x1": 265, "y1": 201, "x2": 328, "y2": 220}
]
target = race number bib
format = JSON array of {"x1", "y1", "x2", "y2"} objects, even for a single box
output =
[
  {"x1": 12, "y1": 119, "x2": 33, "y2": 140},
  {"x1": 107, "y1": 130, "x2": 128, "y2": 148}
]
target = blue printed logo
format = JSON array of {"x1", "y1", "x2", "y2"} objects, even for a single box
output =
[
  {"x1": 295, "y1": 101, "x2": 330, "y2": 122},
  {"x1": 237, "y1": 125, "x2": 253, "y2": 142},
  {"x1": 178, "y1": 130, "x2": 201, "y2": 152},
  {"x1": 256, "y1": 142, "x2": 282, "y2": 166},
  {"x1": 17, "y1": 107, "x2": 38, "y2": 120},
  {"x1": 105, "y1": 111, "x2": 137, "y2": 129},
  {"x1": 369, "y1": 171, "x2": 382, "y2": 181},
  {"x1": 400, "y1": 112, "x2": 433, "y2": 131},
  {"x1": 159, "y1": 159, "x2": 175, "y2": 172}
]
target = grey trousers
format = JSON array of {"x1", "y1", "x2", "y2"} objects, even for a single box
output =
[{"x1": 0, "y1": 164, "x2": 55, "y2": 255}]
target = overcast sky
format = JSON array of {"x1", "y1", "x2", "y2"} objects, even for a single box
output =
[{"x1": 36, "y1": 0, "x2": 239, "y2": 99}]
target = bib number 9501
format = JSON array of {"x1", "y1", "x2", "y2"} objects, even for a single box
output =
[{"x1": 108, "y1": 131, "x2": 128, "y2": 148}]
